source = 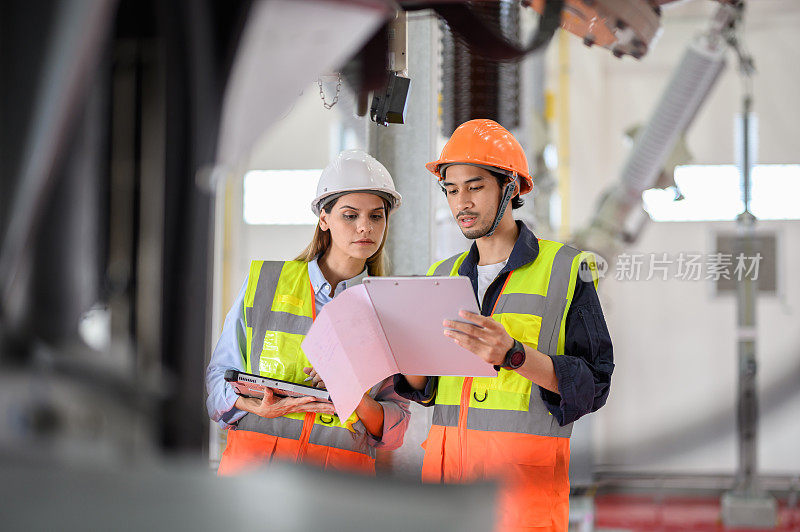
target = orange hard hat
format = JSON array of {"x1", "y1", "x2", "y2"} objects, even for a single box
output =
[{"x1": 426, "y1": 119, "x2": 533, "y2": 195}]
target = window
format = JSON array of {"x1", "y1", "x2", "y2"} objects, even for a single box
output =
[
  {"x1": 243, "y1": 169, "x2": 322, "y2": 225},
  {"x1": 642, "y1": 164, "x2": 800, "y2": 222}
]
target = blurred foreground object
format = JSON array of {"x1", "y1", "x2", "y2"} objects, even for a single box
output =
[
  {"x1": 217, "y1": 0, "x2": 393, "y2": 165},
  {"x1": 527, "y1": 0, "x2": 660, "y2": 59},
  {"x1": 0, "y1": 460, "x2": 497, "y2": 532},
  {"x1": 527, "y1": 0, "x2": 739, "y2": 59},
  {"x1": 0, "y1": 0, "x2": 397, "y2": 463}
]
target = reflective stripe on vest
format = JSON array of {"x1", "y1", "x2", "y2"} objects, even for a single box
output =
[
  {"x1": 239, "y1": 260, "x2": 370, "y2": 457},
  {"x1": 428, "y1": 240, "x2": 593, "y2": 438},
  {"x1": 431, "y1": 253, "x2": 465, "y2": 277},
  {"x1": 237, "y1": 411, "x2": 376, "y2": 459}
]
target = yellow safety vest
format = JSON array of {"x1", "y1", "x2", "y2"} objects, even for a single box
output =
[
  {"x1": 236, "y1": 260, "x2": 367, "y2": 457},
  {"x1": 429, "y1": 239, "x2": 598, "y2": 437}
]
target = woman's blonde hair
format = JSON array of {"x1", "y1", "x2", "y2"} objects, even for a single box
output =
[{"x1": 294, "y1": 195, "x2": 390, "y2": 276}]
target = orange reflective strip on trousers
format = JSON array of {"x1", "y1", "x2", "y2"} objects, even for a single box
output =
[
  {"x1": 421, "y1": 425, "x2": 571, "y2": 532},
  {"x1": 217, "y1": 420, "x2": 375, "y2": 476}
]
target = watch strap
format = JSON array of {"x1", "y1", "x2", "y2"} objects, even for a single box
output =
[{"x1": 494, "y1": 339, "x2": 526, "y2": 371}]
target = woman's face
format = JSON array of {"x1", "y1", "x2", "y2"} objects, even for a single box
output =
[{"x1": 318, "y1": 192, "x2": 387, "y2": 262}]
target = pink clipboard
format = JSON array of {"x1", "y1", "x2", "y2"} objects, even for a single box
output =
[
  {"x1": 361, "y1": 276, "x2": 497, "y2": 377},
  {"x1": 301, "y1": 276, "x2": 496, "y2": 421}
]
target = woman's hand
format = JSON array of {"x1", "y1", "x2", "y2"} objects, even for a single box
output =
[
  {"x1": 302, "y1": 367, "x2": 384, "y2": 438},
  {"x1": 303, "y1": 367, "x2": 327, "y2": 389},
  {"x1": 235, "y1": 387, "x2": 335, "y2": 418}
]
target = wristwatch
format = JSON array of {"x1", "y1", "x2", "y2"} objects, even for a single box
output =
[{"x1": 494, "y1": 339, "x2": 526, "y2": 371}]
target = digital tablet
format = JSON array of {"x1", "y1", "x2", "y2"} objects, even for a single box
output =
[{"x1": 224, "y1": 369, "x2": 332, "y2": 402}]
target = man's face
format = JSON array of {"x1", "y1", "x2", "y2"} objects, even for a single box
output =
[{"x1": 441, "y1": 165, "x2": 501, "y2": 240}]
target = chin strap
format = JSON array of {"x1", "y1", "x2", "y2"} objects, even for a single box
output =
[{"x1": 482, "y1": 179, "x2": 517, "y2": 238}]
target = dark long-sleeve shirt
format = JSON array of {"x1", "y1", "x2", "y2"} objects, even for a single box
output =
[{"x1": 394, "y1": 221, "x2": 614, "y2": 426}]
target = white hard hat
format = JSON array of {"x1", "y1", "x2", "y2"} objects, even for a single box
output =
[{"x1": 311, "y1": 149, "x2": 402, "y2": 216}]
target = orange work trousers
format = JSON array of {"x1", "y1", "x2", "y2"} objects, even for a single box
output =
[
  {"x1": 218, "y1": 427, "x2": 375, "y2": 476},
  {"x1": 421, "y1": 425, "x2": 570, "y2": 532}
]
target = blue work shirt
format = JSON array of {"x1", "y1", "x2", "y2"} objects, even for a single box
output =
[
  {"x1": 205, "y1": 258, "x2": 410, "y2": 448},
  {"x1": 394, "y1": 221, "x2": 614, "y2": 425}
]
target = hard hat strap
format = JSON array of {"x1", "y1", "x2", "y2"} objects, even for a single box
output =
[{"x1": 483, "y1": 180, "x2": 517, "y2": 238}]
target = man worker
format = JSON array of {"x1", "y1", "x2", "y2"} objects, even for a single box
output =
[{"x1": 394, "y1": 119, "x2": 614, "y2": 531}]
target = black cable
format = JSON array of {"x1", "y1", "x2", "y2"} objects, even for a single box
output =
[{"x1": 424, "y1": 0, "x2": 564, "y2": 61}]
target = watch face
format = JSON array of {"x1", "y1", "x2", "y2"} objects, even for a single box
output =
[{"x1": 509, "y1": 351, "x2": 525, "y2": 368}]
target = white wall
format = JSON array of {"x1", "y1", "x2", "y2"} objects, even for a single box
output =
[
  {"x1": 559, "y1": 0, "x2": 800, "y2": 474},
  {"x1": 598, "y1": 222, "x2": 800, "y2": 474},
  {"x1": 224, "y1": 86, "x2": 341, "y2": 302}
]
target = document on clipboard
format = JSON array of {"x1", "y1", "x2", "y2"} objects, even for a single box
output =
[{"x1": 300, "y1": 276, "x2": 497, "y2": 421}]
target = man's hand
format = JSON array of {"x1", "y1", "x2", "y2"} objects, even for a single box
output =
[
  {"x1": 443, "y1": 310, "x2": 515, "y2": 366},
  {"x1": 236, "y1": 387, "x2": 335, "y2": 418},
  {"x1": 403, "y1": 375, "x2": 429, "y2": 391}
]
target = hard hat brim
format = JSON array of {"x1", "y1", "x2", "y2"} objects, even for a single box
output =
[
  {"x1": 311, "y1": 188, "x2": 402, "y2": 217},
  {"x1": 426, "y1": 159, "x2": 533, "y2": 195}
]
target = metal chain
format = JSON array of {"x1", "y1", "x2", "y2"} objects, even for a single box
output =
[{"x1": 317, "y1": 72, "x2": 342, "y2": 110}]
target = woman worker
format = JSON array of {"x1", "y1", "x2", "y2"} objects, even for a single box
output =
[{"x1": 206, "y1": 149, "x2": 410, "y2": 475}]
